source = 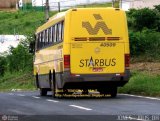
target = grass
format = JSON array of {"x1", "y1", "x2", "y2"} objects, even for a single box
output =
[
  {"x1": 0, "y1": 10, "x2": 56, "y2": 35},
  {"x1": 119, "y1": 71, "x2": 160, "y2": 97},
  {"x1": 0, "y1": 72, "x2": 35, "y2": 92}
]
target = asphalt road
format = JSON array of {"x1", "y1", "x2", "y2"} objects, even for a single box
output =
[{"x1": 0, "y1": 91, "x2": 160, "y2": 121}]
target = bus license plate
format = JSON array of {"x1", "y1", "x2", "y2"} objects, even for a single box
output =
[{"x1": 92, "y1": 67, "x2": 103, "y2": 72}]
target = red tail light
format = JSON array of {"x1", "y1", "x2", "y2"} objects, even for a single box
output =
[
  {"x1": 125, "y1": 54, "x2": 130, "y2": 67},
  {"x1": 64, "y1": 55, "x2": 70, "y2": 68}
]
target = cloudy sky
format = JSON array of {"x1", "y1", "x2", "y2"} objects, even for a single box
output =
[
  {"x1": 0, "y1": 35, "x2": 25, "y2": 53},
  {"x1": 32, "y1": 0, "x2": 112, "y2": 10},
  {"x1": 32, "y1": 0, "x2": 112, "y2": 6}
]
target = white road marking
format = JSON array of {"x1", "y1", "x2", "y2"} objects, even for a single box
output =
[
  {"x1": 46, "y1": 99, "x2": 59, "y2": 103},
  {"x1": 9, "y1": 93, "x2": 14, "y2": 95},
  {"x1": 128, "y1": 116, "x2": 145, "y2": 121},
  {"x1": 32, "y1": 96, "x2": 40, "y2": 99},
  {"x1": 120, "y1": 94, "x2": 160, "y2": 101},
  {"x1": 17, "y1": 94, "x2": 25, "y2": 97},
  {"x1": 69, "y1": 105, "x2": 92, "y2": 111}
]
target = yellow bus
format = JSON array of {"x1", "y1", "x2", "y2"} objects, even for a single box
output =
[{"x1": 34, "y1": 7, "x2": 130, "y2": 97}]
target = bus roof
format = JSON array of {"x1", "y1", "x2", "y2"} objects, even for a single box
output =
[{"x1": 36, "y1": 11, "x2": 67, "y2": 34}]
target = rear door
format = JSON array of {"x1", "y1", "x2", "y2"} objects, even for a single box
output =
[{"x1": 69, "y1": 8, "x2": 127, "y2": 74}]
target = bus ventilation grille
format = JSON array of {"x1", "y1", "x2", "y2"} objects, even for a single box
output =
[
  {"x1": 74, "y1": 37, "x2": 87, "y2": 41},
  {"x1": 73, "y1": 37, "x2": 121, "y2": 41},
  {"x1": 89, "y1": 37, "x2": 105, "y2": 41}
]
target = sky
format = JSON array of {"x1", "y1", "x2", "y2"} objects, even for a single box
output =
[
  {"x1": 32, "y1": 0, "x2": 112, "y2": 6},
  {"x1": 32, "y1": 0, "x2": 112, "y2": 10},
  {"x1": 31, "y1": 0, "x2": 129, "y2": 11},
  {"x1": 0, "y1": 35, "x2": 26, "y2": 53}
]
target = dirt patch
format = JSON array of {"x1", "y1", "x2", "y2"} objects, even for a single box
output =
[
  {"x1": 130, "y1": 62, "x2": 160, "y2": 75},
  {"x1": 0, "y1": 8, "x2": 17, "y2": 12}
]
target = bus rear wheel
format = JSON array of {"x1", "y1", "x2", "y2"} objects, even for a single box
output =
[
  {"x1": 82, "y1": 89, "x2": 88, "y2": 95},
  {"x1": 40, "y1": 88, "x2": 47, "y2": 96},
  {"x1": 52, "y1": 69, "x2": 56, "y2": 98},
  {"x1": 110, "y1": 87, "x2": 117, "y2": 98},
  {"x1": 98, "y1": 87, "x2": 117, "y2": 97}
]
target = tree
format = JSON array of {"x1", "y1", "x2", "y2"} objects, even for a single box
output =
[
  {"x1": 154, "y1": 4, "x2": 160, "y2": 12},
  {"x1": 7, "y1": 38, "x2": 33, "y2": 73},
  {"x1": 0, "y1": 56, "x2": 6, "y2": 76},
  {"x1": 127, "y1": 8, "x2": 158, "y2": 31},
  {"x1": 154, "y1": 5, "x2": 160, "y2": 32}
]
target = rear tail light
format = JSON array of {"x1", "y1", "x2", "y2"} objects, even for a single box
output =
[
  {"x1": 125, "y1": 54, "x2": 130, "y2": 67},
  {"x1": 64, "y1": 55, "x2": 70, "y2": 68}
]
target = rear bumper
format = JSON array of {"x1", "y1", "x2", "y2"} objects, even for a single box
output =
[{"x1": 59, "y1": 69, "x2": 130, "y2": 89}]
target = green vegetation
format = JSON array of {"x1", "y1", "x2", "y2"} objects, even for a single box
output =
[
  {"x1": 0, "y1": 39, "x2": 32, "y2": 74},
  {"x1": 129, "y1": 29, "x2": 160, "y2": 59},
  {"x1": 0, "y1": 10, "x2": 55, "y2": 35},
  {"x1": 127, "y1": 8, "x2": 159, "y2": 31},
  {"x1": 8, "y1": 43, "x2": 32, "y2": 73},
  {"x1": 0, "y1": 72, "x2": 35, "y2": 91},
  {"x1": 128, "y1": 6, "x2": 160, "y2": 58},
  {"x1": 0, "y1": 38, "x2": 35, "y2": 91},
  {"x1": 0, "y1": 56, "x2": 6, "y2": 76},
  {"x1": 0, "y1": 8, "x2": 57, "y2": 92},
  {"x1": 120, "y1": 5, "x2": 160, "y2": 96},
  {"x1": 119, "y1": 71, "x2": 160, "y2": 97}
]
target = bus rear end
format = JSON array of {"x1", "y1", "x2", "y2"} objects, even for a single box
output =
[{"x1": 63, "y1": 8, "x2": 130, "y2": 97}]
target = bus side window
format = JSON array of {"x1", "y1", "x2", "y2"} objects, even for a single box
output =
[
  {"x1": 49, "y1": 27, "x2": 52, "y2": 44},
  {"x1": 57, "y1": 23, "x2": 60, "y2": 42},
  {"x1": 52, "y1": 26, "x2": 55, "y2": 44},
  {"x1": 58, "y1": 23, "x2": 62, "y2": 42},
  {"x1": 42, "y1": 31, "x2": 45, "y2": 47},
  {"x1": 43, "y1": 30, "x2": 47, "y2": 47},
  {"x1": 39, "y1": 33, "x2": 42, "y2": 49},
  {"x1": 47, "y1": 29, "x2": 49, "y2": 45},
  {"x1": 54, "y1": 24, "x2": 57, "y2": 43},
  {"x1": 45, "y1": 30, "x2": 48, "y2": 46},
  {"x1": 34, "y1": 35, "x2": 37, "y2": 50},
  {"x1": 36, "y1": 34, "x2": 39, "y2": 50},
  {"x1": 61, "y1": 21, "x2": 64, "y2": 41},
  {"x1": 41, "y1": 32, "x2": 43, "y2": 47}
]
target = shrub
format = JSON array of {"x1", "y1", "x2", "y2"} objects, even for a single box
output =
[
  {"x1": 119, "y1": 71, "x2": 160, "y2": 96},
  {"x1": 0, "y1": 56, "x2": 7, "y2": 77},
  {"x1": 129, "y1": 29, "x2": 160, "y2": 58},
  {"x1": 127, "y1": 8, "x2": 159, "y2": 31},
  {"x1": 154, "y1": 4, "x2": 160, "y2": 12},
  {"x1": 7, "y1": 39, "x2": 33, "y2": 73}
]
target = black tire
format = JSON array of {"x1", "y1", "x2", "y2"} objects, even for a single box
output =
[
  {"x1": 49, "y1": 71, "x2": 52, "y2": 88},
  {"x1": 40, "y1": 88, "x2": 47, "y2": 96},
  {"x1": 52, "y1": 69, "x2": 56, "y2": 98},
  {"x1": 98, "y1": 89, "x2": 107, "y2": 95},
  {"x1": 110, "y1": 87, "x2": 117, "y2": 98},
  {"x1": 82, "y1": 89, "x2": 89, "y2": 95},
  {"x1": 35, "y1": 73, "x2": 39, "y2": 88}
]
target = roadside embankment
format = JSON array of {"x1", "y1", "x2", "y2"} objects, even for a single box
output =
[{"x1": 119, "y1": 62, "x2": 160, "y2": 97}]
